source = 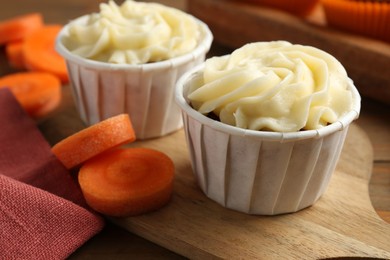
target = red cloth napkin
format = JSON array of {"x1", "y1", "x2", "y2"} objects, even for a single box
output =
[{"x1": 0, "y1": 88, "x2": 105, "y2": 259}]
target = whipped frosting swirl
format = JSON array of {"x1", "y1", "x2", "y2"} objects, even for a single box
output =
[
  {"x1": 62, "y1": 0, "x2": 200, "y2": 64},
  {"x1": 188, "y1": 41, "x2": 353, "y2": 132}
]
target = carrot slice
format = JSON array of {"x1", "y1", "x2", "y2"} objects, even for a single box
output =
[
  {"x1": 52, "y1": 114, "x2": 136, "y2": 169},
  {"x1": 0, "y1": 72, "x2": 61, "y2": 118},
  {"x1": 23, "y1": 25, "x2": 69, "y2": 83},
  {"x1": 5, "y1": 41, "x2": 25, "y2": 69},
  {"x1": 0, "y1": 13, "x2": 43, "y2": 45},
  {"x1": 78, "y1": 148, "x2": 175, "y2": 217},
  {"x1": 32, "y1": 89, "x2": 62, "y2": 118}
]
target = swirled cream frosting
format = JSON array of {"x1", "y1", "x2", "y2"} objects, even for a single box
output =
[
  {"x1": 188, "y1": 41, "x2": 353, "y2": 132},
  {"x1": 62, "y1": 0, "x2": 200, "y2": 64}
]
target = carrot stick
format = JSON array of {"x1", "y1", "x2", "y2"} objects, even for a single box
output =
[
  {"x1": 0, "y1": 72, "x2": 61, "y2": 118},
  {"x1": 52, "y1": 114, "x2": 136, "y2": 169},
  {"x1": 0, "y1": 13, "x2": 43, "y2": 45},
  {"x1": 78, "y1": 147, "x2": 175, "y2": 217},
  {"x1": 5, "y1": 41, "x2": 25, "y2": 69},
  {"x1": 22, "y1": 25, "x2": 69, "y2": 83}
]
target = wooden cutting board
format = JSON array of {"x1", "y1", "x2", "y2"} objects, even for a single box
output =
[
  {"x1": 110, "y1": 123, "x2": 390, "y2": 259},
  {"x1": 187, "y1": 0, "x2": 390, "y2": 106}
]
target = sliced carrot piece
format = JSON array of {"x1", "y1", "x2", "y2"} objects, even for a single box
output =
[
  {"x1": 32, "y1": 89, "x2": 62, "y2": 118},
  {"x1": 5, "y1": 41, "x2": 25, "y2": 69},
  {"x1": 0, "y1": 13, "x2": 43, "y2": 45},
  {"x1": 0, "y1": 72, "x2": 61, "y2": 118},
  {"x1": 78, "y1": 147, "x2": 175, "y2": 217},
  {"x1": 52, "y1": 114, "x2": 136, "y2": 169},
  {"x1": 23, "y1": 25, "x2": 69, "y2": 83}
]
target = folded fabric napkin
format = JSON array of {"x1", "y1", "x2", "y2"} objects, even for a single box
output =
[{"x1": 0, "y1": 88, "x2": 105, "y2": 259}]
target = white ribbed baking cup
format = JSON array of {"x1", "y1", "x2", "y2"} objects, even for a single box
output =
[
  {"x1": 56, "y1": 15, "x2": 213, "y2": 139},
  {"x1": 175, "y1": 64, "x2": 361, "y2": 215}
]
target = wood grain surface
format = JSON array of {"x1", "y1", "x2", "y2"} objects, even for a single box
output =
[{"x1": 107, "y1": 122, "x2": 390, "y2": 259}]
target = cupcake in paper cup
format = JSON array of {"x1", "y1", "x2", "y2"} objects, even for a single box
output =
[
  {"x1": 175, "y1": 41, "x2": 361, "y2": 215},
  {"x1": 322, "y1": 0, "x2": 390, "y2": 43},
  {"x1": 56, "y1": 0, "x2": 213, "y2": 139}
]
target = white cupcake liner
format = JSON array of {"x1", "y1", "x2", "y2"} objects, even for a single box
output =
[
  {"x1": 175, "y1": 64, "x2": 361, "y2": 215},
  {"x1": 56, "y1": 15, "x2": 213, "y2": 139}
]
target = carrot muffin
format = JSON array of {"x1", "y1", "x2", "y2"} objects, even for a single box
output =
[
  {"x1": 175, "y1": 41, "x2": 361, "y2": 215},
  {"x1": 56, "y1": 0, "x2": 213, "y2": 139}
]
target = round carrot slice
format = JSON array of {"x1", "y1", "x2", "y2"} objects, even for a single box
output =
[
  {"x1": 78, "y1": 148, "x2": 175, "y2": 217},
  {"x1": 23, "y1": 25, "x2": 69, "y2": 83},
  {"x1": 0, "y1": 72, "x2": 61, "y2": 118},
  {"x1": 52, "y1": 114, "x2": 136, "y2": 169},
  {"x1": 32, "y1": 89, "x2": 62, "y2": 118},
  {"x1": 0, "y1": 13, "x2": 43, "y2": 45}
]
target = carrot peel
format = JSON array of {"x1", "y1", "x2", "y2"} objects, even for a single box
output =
[
  {"x1": 51, "y1": 114, "x2": 136, "y2": 169},
  {"x1": 78, "y1": 148, "x2": 174, "y2": 217}
]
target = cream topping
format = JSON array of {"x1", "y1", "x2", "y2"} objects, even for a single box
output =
[
  {"x1": 62, "y1": 0, "x2": 200, "y2": 64},
  {"x1": 188, "y1": 41, "x2": 353, "y2": 132}
]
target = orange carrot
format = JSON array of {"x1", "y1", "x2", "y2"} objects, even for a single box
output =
[
  {"x1": 23, "y1": 25, "x2": 69, "y2": 83},
  {"x1": 32, "y1": 89, "x2": 62, "y2": 118},
  {"x1": 0, "y1": 72, "x2": 61, "y2": 118},
  {"x1": 52, "y1": 114, "x2": 136, "y2": 169},
  {"x1": 0, "y1": 13, "x2": 43, "y2": 45},
  {"x1": 78, "y1": 147, "x2": 175, "y2": 217},
  {"x1": 5, "y1": 41, "x2": 25, "y2": 69}
]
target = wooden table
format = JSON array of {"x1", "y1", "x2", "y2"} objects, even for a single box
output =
[{"x1": 1, "y1": 0, "x2": 389, "y2": 258}]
